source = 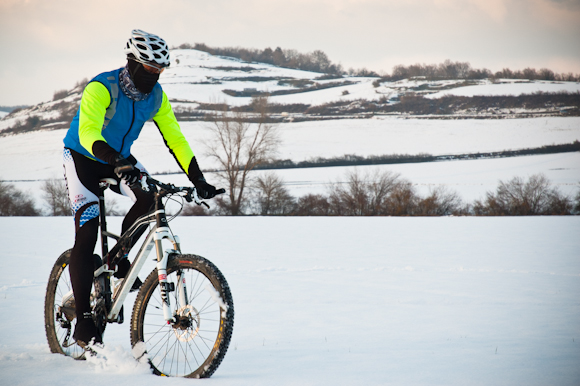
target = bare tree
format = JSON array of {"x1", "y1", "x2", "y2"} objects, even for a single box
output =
[
  {"x1": 251, "y1": 173, "x2": 294, "y2": 215},
  {"x1": 328, "y1": 168, "x2": 404, "y2": 216},
  {"x1": 42, "y1": 178, "x2": 70, "y2": 216},
  {"x1": 383, "y1": 181, "x2": 417, "y2": 215},
  {"x1": 293, "y1": 194, "x2": 331, "y2": 216},
  {"x1": 573, "y1": 189, "x2": 580, "y2": 215},
  {"x1": 182, "y1": 203, "x2": 212, "y2": 216},
  {"x1": 473, "y1": 174, "x2": 572, "y2": 215},
  {"x1": 415, "y1": 186, "x2": 467, "y2": 216},
  {"x1": 205, "y1": 96, "x2": 280, "y2": 215},
  {"x1": 105, "y1": 197, "x2": 126, "y2": 216},
  {"x1": 0, "y1": 180, "x2": 39, "y2": 216}
]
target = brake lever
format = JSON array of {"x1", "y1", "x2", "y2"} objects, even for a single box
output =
[
  {"x1": 140, "y1": 175, "x2": 149, "y2": 192},
  {"x1": 192, "y1": 188, "x2": 210, "y2": 209}
]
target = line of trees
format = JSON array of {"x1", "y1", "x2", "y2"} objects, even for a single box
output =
[
  {"x1": 252, "y1": 142, "x2": 580, "y2": 170},
  {"x1": 302, "y1": 92, "x2": 580, "y2": 116},
  {"x1": 377, "y1": 60, "x2": 580, "y2": 82},
  {"x1": 182, "y1": 170, "x2": 579, "y2": 216},
  {"x1": 2, "y1": 170, "x2": 578, "y2": 217},
  {"x1": 179, "y1": 43, "x2": 346, "y2": 75},
  {"x1": 177, "y1": 42, "x2": 580, "y2": 82}
]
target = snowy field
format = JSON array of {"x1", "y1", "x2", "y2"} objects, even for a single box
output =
[
  {"x1": 1, "y1": 116, "x2": 578, "y2": 213},
  {"x1": 1, "y1": 216, "x2": 579, "y2": 385},
  {"x1": 2, "y1": 117, "x2": 579, "y2": 182}
]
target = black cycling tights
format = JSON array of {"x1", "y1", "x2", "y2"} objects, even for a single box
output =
[{"x1": 66, "y1": 149, "x2": 154, "y2": 317}]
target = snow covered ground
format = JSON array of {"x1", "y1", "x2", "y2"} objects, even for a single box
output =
[{"x1": 1, "y1": 216, "x2": 579, "y2": 385}]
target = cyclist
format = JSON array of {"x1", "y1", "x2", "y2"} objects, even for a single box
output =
[{"x1": 62, "y1": 29, "x2": 219, "y2": 347}]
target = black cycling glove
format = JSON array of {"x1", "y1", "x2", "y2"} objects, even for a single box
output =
[
  {"x1": 114, "y1": 156, "x2": 141, "y2": 184},
  {"x1": 93, "y1": 141, "x2": 141, "y2": 184},
  {"x1": 192, "y1": 176, "x2": 218, "y2": 199},
  {"x1": 188, "y1": 156, "x2": 219, "y2": 199}
]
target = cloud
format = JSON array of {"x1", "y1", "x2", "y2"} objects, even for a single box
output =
[
  {"x1": 469, "y1": 0, "x2": 508, "y2": 21},
  {"x1": 528, "y1": 0, "x2": 580, "y2": 28},
  {"x1": 1, "y1": 0, "x2": 579, "y2": 105}
]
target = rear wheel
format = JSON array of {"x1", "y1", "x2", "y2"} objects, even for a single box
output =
[
  {"x1": 44, "y1": 250, "x2": 86, "y2": 359},
  {"x1": 130, "y1": 254, "x2": 234, "y2": 378}
]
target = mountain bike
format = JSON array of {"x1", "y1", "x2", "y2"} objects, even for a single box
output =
[{"x1": 44, "y1": 175, "x2": 234, "y2": 378}]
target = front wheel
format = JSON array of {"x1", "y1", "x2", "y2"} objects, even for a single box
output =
[{"x1": 130, "y1": 254, "x2": 234, "y2": 378}]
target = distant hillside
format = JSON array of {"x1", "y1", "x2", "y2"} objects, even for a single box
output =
[
  {"x1": 0, "y1": 105, "x2": 30, "y2": 113},
  {"x1": 1, "y1": 48, "x2": 580, "y2": 136}
]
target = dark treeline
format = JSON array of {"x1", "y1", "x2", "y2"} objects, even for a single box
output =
[
  {"x1": 182, "y1": 171, "x2": 579, "y2": 217},
  {"x1": 303, "y1": 92, "x2": 580, "y2": 116},
  {"x1": 177, "y1": 43, "x2": 580, "y2": 82},
  {"x1": 2, "y1": 171, "x2": 579, "y2": 217},
  {"x1": 185, "y1": 92, "x2": 580, "y2": 118},
  {"x1": 252, "y1": 142, "x2": 580, "y2": 171},
  {"x1": 0, "y1": 105, "x2": 30, "y2": 113},
  {"x1": 178, "y1": 43, "x2": 347, "y2": 75},
  {"x1": 378, "y1": 60, "x2": 580, "y2": 82},
  {"x1": 222, "y1": 80, "x2": 355, "y2": 97}
]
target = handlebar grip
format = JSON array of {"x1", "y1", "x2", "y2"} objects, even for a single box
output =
[{"x1": 216, "y1": 188, "x2": 226, "y2": 195}]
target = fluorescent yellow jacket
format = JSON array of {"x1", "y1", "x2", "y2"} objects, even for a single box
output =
[{"x1": 63, "y1": 68, "x2": 195, "y2": 174}]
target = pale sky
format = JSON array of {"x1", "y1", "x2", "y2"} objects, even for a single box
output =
[{"x1": 1, "y1": 0, "x2": 579, "y2": 106}]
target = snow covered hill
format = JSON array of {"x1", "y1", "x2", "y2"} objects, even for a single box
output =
[{"x1": 2, "y1": 48, "x2": 580, "y2": 134}]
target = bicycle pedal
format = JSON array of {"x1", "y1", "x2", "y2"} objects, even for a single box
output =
[{"x1": 78, "y1": 343, "x2": 101, "y2": 359}]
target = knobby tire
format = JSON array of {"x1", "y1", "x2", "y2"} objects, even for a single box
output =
[
  {"x1": 130, "y1": 253, "x2": 234, "y2": 378},
  {"x1": 44, "y1": 249, "x2": 86, "y2": 359}
]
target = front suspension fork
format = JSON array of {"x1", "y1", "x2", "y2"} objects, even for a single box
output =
[{"x1": 155, "y1": 231, "x2": 185, "y2": 324}]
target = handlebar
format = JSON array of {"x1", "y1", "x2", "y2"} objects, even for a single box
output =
[{"x1": 139, "y1": 175, "x2": 225, "y2": 208}]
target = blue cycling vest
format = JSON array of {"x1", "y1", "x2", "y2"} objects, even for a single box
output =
[{"x1": 63, "y1": 68, "x2": 163, "y2": 163}]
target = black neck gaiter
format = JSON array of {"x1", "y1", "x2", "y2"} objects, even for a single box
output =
[{"x1": 127, "y1": 59, "x2": 159, "y2": 94}]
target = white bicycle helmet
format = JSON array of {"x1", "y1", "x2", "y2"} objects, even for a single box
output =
[{"x1": 124, "y1": 29, "x2": 170, "y2": 68}]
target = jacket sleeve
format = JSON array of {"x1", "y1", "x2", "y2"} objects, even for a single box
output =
[
  {"x1": 78, "y1": 81, "x2": 111, "y2": 156},
  {"x1": 152, "y1": 91, "x2": 196, "y2": 175}
]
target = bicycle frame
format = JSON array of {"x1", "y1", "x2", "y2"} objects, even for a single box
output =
[{"x1": 96, "y1": 178, "x2": 187, "y2": 324}]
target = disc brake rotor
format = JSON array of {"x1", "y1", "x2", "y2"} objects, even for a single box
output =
[{"x1": 172, "y1": 305, "x2": 200, "y2": 342}]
